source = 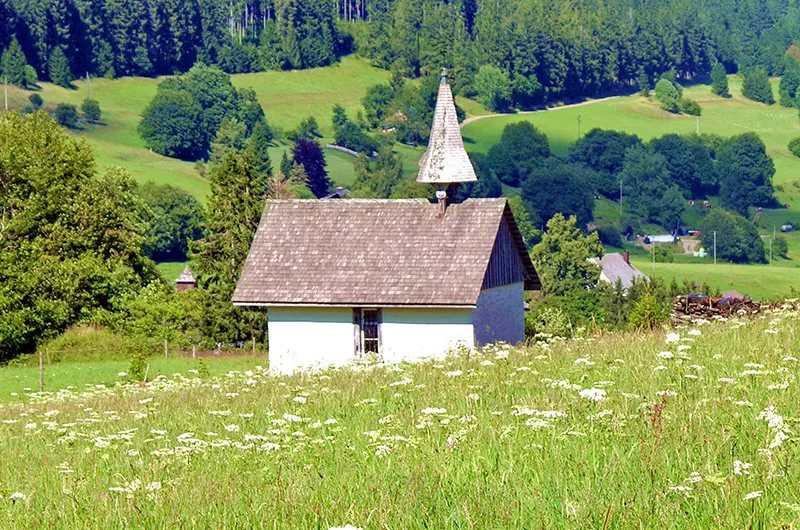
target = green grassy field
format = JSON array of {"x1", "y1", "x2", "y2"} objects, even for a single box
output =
[
  {"x1": 461, "y1": 76, "x2": 800, "y2": 210},
  {"x1": 629, "y1": 257, "x2": 800, "y2": 299},
  {"x1": 5, "y1": 56, "x2": 389, "y2": 201},
  {"x1": 0, "y1": 356, "x2": 265, "y2": 402},
  {"x1": 1, "y1": 313, "x2": 799, "y2": 527}
]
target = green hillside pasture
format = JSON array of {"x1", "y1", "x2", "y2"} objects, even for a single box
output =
[
  {"x1": 629, "y1": 257, "x2": 800, "y2": 299},
  {"x1": 232, "y1": 57, "x2": 389, "y2": 136},
  {"x1": 4, "y1": 56, "x2": 389, "y2": 201},
  {"x1": 0, "y1": 356, "x2": 265, "y2": 402},
  {"x1": 2, "y1": 317, "x2": 800, "y2": 527},
  {"x1": 460, "y1": 77, "x2": 800, "y2": 208}
]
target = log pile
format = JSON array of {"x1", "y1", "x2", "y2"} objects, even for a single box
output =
[{"x1": 671, "y1": 295, "x2": 785, "y2": 324}]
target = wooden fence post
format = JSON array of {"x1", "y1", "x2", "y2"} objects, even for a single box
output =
[
  {"x1": 143, "y1": 364, "x2": 150, "y2": 384},
  {"x1": 192, "y1": 345, "x2": 196, "y2": 359},
  {"x1": 164, "y1": 339, "x2": 168, "y2": 359},
  {"x1": 252, "y1": 337, "x2": 255, "y2": 353},
  {"x1": 45, "y1": 348, "x2": 51, "y2": 366},
  {"x1": 38, "y1": 351, "x2": 44, "y2": 393}
]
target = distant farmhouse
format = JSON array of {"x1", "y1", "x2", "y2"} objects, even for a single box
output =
[
  {"x1": 593, "y1": 252, "x2": 648, "y2": 290},
  {"x1": 233, "y1": 72, "x2": 540, "y2": 374}
]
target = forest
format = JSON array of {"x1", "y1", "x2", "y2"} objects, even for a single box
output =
[{"x1": 2, "y1": 0, "x2": 800, "y2": 106}]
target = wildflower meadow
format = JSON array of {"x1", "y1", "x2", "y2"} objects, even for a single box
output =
[{"x1": 1, "y1": 309, "x2": 799, "y2": 528}]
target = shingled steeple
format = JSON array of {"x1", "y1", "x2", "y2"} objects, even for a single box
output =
[{"x1": 417, "y1": 70, "x2": 477, "y2": 186}]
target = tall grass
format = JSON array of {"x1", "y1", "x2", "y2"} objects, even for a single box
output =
[{"x1": 1, "y1": 311, "x2": 799, "y2": 528}]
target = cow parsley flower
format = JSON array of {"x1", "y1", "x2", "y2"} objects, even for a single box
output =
[
  {"x1": 744, "y1": 491, "x2": 762, "y2": 500},
  {"x1": 665, "y1": 333, "x2": 680, "y2": 344},
  {"x1": 579, "y1": 388, "x2": 607, "y2": 402},
  {"x1": 657, "y1": 351, "x2": 675, "y2": 359},
  {"x1": 733, "y1": 460, "x2": 752, "y2": 476}
]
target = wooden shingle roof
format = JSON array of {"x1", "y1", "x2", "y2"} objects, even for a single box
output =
[
  {"x1": 416, "y1": 73, "x2": 477, "y2": 184},
  {"x1": 232, "y1": 198, "x2": 538, "y2": 307}
]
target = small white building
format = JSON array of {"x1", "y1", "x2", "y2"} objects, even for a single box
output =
[
  {"x1": 232, "y1": 71, "x2": 540, "y2": 374},
  {"x1": 594, "y1": 252, "x2": 648, "y2": 290}
]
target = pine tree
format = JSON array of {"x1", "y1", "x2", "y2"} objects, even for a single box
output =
[
  {"x1": 292, "y1": 138, "x2": 330, "y2": 198},
  {"x1": 2, "y1": 39, "x2": 30, "y2": 88},
  {"x1": 247, "y1": 121, "x2": 274, "y2": 180},
  {"x1": 710, "y1": 63, "x2": 730, "y2": 98},
  {"x1": 280, "y1": 151, "x2": 292, "y2": 176},
  {"x1": 779, "y1": 67, "x2": 800, "y2": 107},
  {"x1": 190, "y1": 151, "x2": 269, "y2": 343},
  {"x1": 48, "y1": 47, "x2": 72, "y2": 88},
  {"x1": 637, "y1": 67, "x2": 650, "y2": 97},
  {"x1": 742, "y1": 68, "x2": 775, "y2": 104}
]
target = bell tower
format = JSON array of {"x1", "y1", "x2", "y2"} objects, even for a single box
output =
[{"x1": 417, "y1": 69, "x2": 477, "y2": 215}]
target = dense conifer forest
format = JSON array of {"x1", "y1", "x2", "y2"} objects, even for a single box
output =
[{"x1": 2, "y1": 0, "x2": 800, "y2": 105}]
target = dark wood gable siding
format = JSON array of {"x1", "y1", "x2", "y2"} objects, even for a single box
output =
[{"x1": 482, "y1": 218, "x2": 530, "y2": 290}]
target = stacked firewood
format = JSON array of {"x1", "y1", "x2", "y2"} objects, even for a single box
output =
[{"x1": 671, "y1": 295, "x2": 793, "y2": 324}]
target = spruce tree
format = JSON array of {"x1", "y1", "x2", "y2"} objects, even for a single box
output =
[
  {"x1": 742, "y1": 68, "x2": 775, "y2": 104},
  {"x1": 2, "y1": 39, "x2": 30, "y2": 88},
  {"x1": 280, "y1": 150, "x2": 292, "y2": 176},
  {"x1": 292, "y1": 138, "x2": 330, "y2": 198},
  {"x1": 710, "y1": 63, "x2": 730, "y2": 98},
  {"x1": 637, "y1": 67, "x2": 650, "y2": 96},
  {"x1": 247, "y1": 121, "x2": 274, "y2": 180},
  {"x1": 190, "y1": 151, "x2": 269, "y2": 344},
  {"x1": 48, "y1": 47, "x2": 72, "y2": 88},
  {"x1": 779, "y1": 67, "x2": 800, "y2": 107},
  {"x1": 654, "y1": 79, "x2": 679, "y2": 113}
]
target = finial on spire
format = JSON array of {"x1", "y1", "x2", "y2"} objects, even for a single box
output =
[{"x1": 440, "y1": 68, "x2": 448, "y2": 85}]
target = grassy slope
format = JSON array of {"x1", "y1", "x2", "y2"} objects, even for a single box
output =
[
  {"x1": 461, "y1": 77, "x2": 800, "y2": 297},
  {"x1": 1, "y1": 316, "x2": 799, "y2": 527},
  {"x1": 5, "y1": 56, "x2": 389, "y2": 202}
]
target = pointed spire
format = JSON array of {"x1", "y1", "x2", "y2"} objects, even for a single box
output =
[{"x1": 417, "y1": 69, "x2": 477, "y2": 184}]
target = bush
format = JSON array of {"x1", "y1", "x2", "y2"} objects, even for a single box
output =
[
  {"x1": 54, "y1": 103, "x2": 79, "y2": 128},
  {"x1": 700, "y1": 208, "x2": 766, "y2": 263},
  {"x1": 628, "y1": 292, "x2": 668, "y2": 330},
  {"x1": 774, "y1": 235, "x2": 789, "y2": 259},
  {"x1": 654, "y1": 79, "x2": 679, "y2": 113},
  {"x1": 653, "y1": 245, "x2": 674, "y2": 263},
  {"x1": 81, "y1": 98, "x2": 101, "y2": 122},
  {"x1": 28, "y1": 93, "x2": 43, "y2": 110},
  {"x1": 595, "y1": 223, "x2": 624, "y2": 248},
  {"x1": 742, "y1": 68, "x2": 775, "y2": 104},
  {"x1": 525, "y1": 306, "x2": 573, "y2": 340},
  {"x1": 679, "y1": 98, "x2": 702, "y2": 116},
  {"x1": 788, "y1": 137, "x2": 800, "y2": 158}
]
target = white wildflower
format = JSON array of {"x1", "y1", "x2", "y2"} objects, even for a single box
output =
[
  {"x1": 733, "y1": 460, "x2": 752, "y2": 476},
  {"x1": 224, "y1": 424, "x2": 240, "y2": 432},
  {"x1": 687, "y1": 329, "x2": 702, "y2": 336},
  {"x1": 574, "y1": 358, "x2": 595, "y2": 366},
  {"x1": 9, "y1": 492, "x2": 27, "y2": 501},
  {"x1": 579, "y1": 388, "x2": 607, "y2": 402},
  {"x1": 421, "y1": 407, "x2": 447, "y2": 415},
  {"x1": 145, "y1": 481, "x2": 162, "y2": 492},
  {"x1": 744, "y1": 491, "x2": 762, "y2": 500},
  {"x1": 445, "y1": 370, "x2": 463, "y2": 377},
  {"x1": 657, "y1": 351, "x2": 675, "y2": 359},
  {"x1": 292, "y1": 396, "x2": 307, "y2": 404}
]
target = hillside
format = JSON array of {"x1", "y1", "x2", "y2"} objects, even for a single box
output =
[
  {"x1": 1, "y1": 313, "x2": 799, "y2": 527},
  {"x1": 4, "y1": 56, "x2": 390, "y2": 201},
  {"x1": 461, "y1": 77, "x2": 800, "y2": 297}
]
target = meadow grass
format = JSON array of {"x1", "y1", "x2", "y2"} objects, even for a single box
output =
[
  {"x1": 629, "y1": 257, "x2": 800, "y2": 299},
  {"x1": 5, "y1": 56, "x2": 389, "y2": 201},
  {"x1": 1, "y1": 311, "x2": 799, "y2": 528},
  {"x1": 460, "y1": 76, "x2": 800, "y2": 211}
]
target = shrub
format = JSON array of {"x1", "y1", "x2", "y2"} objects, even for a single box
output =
[
  {"x1": 742, "y1": 68, "x2": 775, "y2": 105},
  {"x1": 654, "y1": 79, "x2": 679, "y2": 113},
  {"x1": 653, "y1": 245, "x2": 674, "y2": 263},
  {"x1": 628, "y1": 292, "x2": 668, "y2": 330},
  {"x1": 711, "y1": 62, "x2": 730, "y2": 98},
  {"x1": 679, "y1": 98, "x2": 702, "y2": 116},
  {"x1": 595, "y1": 223, "x2": 624, "y2": 248},
  {"x1": 525, "y1": 306, "x2": 573, "y2": 340},
  {"x1": 788, "y1": 137, "x2": 800, "y2": 158},
  {"x1": 774, "y1": 235, "x2": 789, "y2": 259},
  {"x1": 28, "y1": 93, "x2": 43, "y2": 110},
  {"x1": 54, "y1": 103, "x2": 79, "y2": 128},
  {"x1": 81, "y1": 98, "x2": 101, "y2": 122}
]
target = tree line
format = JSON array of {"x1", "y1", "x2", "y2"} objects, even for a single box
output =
[{"x1": 1, "y1": 0, "x2": 800, "y2": 103}]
